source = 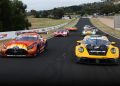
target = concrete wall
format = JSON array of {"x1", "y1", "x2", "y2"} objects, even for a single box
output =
[{"x1": 114, "y1": 16, "x2": 120, "y2": 30}]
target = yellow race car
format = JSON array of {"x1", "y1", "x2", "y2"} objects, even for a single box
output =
[{"x1": 75, "y1": 35, "x2": 119, "y2": 64}]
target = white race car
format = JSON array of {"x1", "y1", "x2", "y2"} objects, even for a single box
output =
[{"x1": 82, "y1": 25, "x2": 97, "y2": 35}]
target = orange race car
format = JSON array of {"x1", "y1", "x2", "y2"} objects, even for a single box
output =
[
  {"x1": 0, "y1": 32, "x2": 47, "y2": 57},
  {"x1": 67, "y1": 27, "x2": 78, "y2": 31}
]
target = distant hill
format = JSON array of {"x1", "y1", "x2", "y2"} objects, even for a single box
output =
[{"x1": 28, "y1": 1, "x2": 120, "y2": 18}]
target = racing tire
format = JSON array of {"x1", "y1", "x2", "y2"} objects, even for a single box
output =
[
  {"x1": 109, "y1": 59, "x2": 119, "y2": 65},
  {"x1": 114, "y1": 59, "x2": 119, "y2": 65},
  {"x1": 44, "y1": 41, "x2": 48, "y2": 51},
  {"x1": 35, "y1": 46, "x2": 40, "y2": 56},
  {"x1": 73, "y1": 56, "x2": 80, "y2": 64}
]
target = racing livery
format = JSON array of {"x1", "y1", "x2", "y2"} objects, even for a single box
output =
[
  {"x1": 82, "y1": 25, "x2": 97, "y2": 35},
  {"x1": 0, "y1": 33, "x2": 47, "y2": 57},
  {"x1": 54, "y1": 29, "x2": 69, "y2": 37},
  {"x1": 67, "y1": 27, "x2": 78, "y2": 31},
  {"x1": 75, "y1": 35, "x2": 119, "y2": 64}
]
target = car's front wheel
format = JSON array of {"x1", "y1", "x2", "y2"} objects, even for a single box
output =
[
  {"x1": 73, "y1": 56, "x2": 81, "y2": 64},
  {"x1": 44, "y1": 41, "x2": 48, "y2": 50},
  {"x1": 35, "y1": 46, "x2": 40, "y2": 56},
  {"x1": 109, "y1": 59, "x2": 119, "y2": 65},
  {"x1": 113, "y1": 59, "x2": 119, "y2": 65}
]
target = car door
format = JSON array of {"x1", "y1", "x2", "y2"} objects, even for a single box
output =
[{"x1": 38, "y1": 35, "x2": 45, "y2": 50}]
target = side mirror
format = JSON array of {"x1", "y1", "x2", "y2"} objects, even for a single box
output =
[
  {"x1": 111, "y1": 42, "x2": 116, "y2": 45},
  {"x1": 77, "y1": 40, "x2": 82, "y2": 45}
]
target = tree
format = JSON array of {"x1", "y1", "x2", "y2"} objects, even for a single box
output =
[
  {"x1": 52, "y1": 8, "x2": 64, "y2": 19},
  {"x1": 0, "y1": 0, "x2": 13, "y2": 31},
  {"x1": 105, "y1": 0, "x2": 120, "y2": 1},
  {"x1": 11, "y1": 0, "x2": 31, "y2": 30},
  {"x1": 0, "y1": 0, "x2": 31, "y2": 32},
  {"x1": 31, "y1": 10, "x2": 40, "y2": 18},
  {"x1": 40, "y1": 11, "x2": 49, "y2": 18}
]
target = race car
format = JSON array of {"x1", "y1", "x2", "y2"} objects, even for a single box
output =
[
  {"x1": 67, "y1": 27, "x2": 78, "y2": 31},
  {"x1": 75, "y1": 35, "x2": 119, "y2": 64},
  {"x1": 54, "y1": 29, "x2": 69, "y2": 37},
  {"x1": 82, "y1": 25, "x2": 97, "y2": 35},
  {"x1": 0, "y1": 32, "x2": 47, "y2": 57},
  {"x1": 83, "y1": 25, "x2": 91, "y2": 30}
]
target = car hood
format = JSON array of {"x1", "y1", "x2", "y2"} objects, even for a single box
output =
[
  {"x1": 5, "y1": 40, "x2": 36, "y2": 49},
  {"x1": 85, "y1": 44, "x2": 108, "y2": 51}
]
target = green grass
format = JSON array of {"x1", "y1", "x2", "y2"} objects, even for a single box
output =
[
  {"x1": 90, "y1": 18, "x2": 120, "y2": 38},
  {"x1": 28, "y1": 17, "x2": 73, "y2": 29}
]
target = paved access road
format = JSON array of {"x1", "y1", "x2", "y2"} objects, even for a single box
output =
[{"x1": 0, "y1": 18, "x2": 120, "y2": 85}]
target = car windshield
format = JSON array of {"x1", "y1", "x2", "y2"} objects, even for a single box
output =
[
  {"x1": 57, "y1": 30, "x2": 64, "y2": 32},
  {"x1": 83, "y1": 38, "x2": 110, "y2": 45},
  {"x1": 84, "y1": 29, "x2": 93, "y2": 31},
  {"x1": 16, "y1": 36, "x2": 38, "y2": 41}
]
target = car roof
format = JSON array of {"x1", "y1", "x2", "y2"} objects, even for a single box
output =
[
  {"x1": 85, "y1": 25, "x2": 90, "y2": 27},
  {"x1": 84, "y1": 35, "x2": 108, "y2": 41}
]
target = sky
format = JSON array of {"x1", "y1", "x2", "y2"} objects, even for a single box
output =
[{"x1": 20, "y1": 0, "x2": 101, "y2": 11}]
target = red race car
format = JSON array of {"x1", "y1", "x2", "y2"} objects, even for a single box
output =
[
  {"x1": 0, "y1": 32, "x2": 47, "y2": 57},
  {"x1": 54, "y1": 29, "x2": 69, "y2": 37}
]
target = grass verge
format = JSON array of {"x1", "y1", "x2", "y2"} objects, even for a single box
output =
[
  {"x1": 28, "y1": 17, "x2": 73, "y2": 29},
  {"x1": 90, "y1": 18, "x2": 120, "y2": 38}
]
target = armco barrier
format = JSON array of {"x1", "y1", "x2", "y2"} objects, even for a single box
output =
[{"x1": 0, "y1": 22, "x2": 68, "y2": 40}]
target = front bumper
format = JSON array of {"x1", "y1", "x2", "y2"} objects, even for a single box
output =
[
  {"x1": 76, "y1": 57, "x2": 119, "y2": 64},
  {"x1": 0, "y1": 49, "x2": 36, "y2": 57}
]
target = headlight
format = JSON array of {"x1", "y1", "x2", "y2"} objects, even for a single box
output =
[
  {"x1": 111, "y1": 48, "x2": 116, "y2": 54},
  {"x1": 27, "y1": 43, "x2": 37, "y2": 50},
  {"x1": 92, "y1": 31, "x2": 96, "y2": 34},
  {"x1": 78, "y1": 47, "x2": 84, "y2": 53},
  {"x1": 83, "y1": 31, "x2": 86, "y2": 34}
]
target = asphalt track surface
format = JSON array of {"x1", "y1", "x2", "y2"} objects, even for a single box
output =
[{"x1": 0, "y1": 18, "x2": 120, "y2": 85}]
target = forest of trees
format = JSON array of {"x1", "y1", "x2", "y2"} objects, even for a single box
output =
[
  {"x1": 1, "y1": 0, "x2": 120, "y2": 32},
  {"x1": 30, "y1": 0, "x2": 120, "y2": 18},
  {"x1": 0, "y1": 0, "x2": 31, "y2": 32}
]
